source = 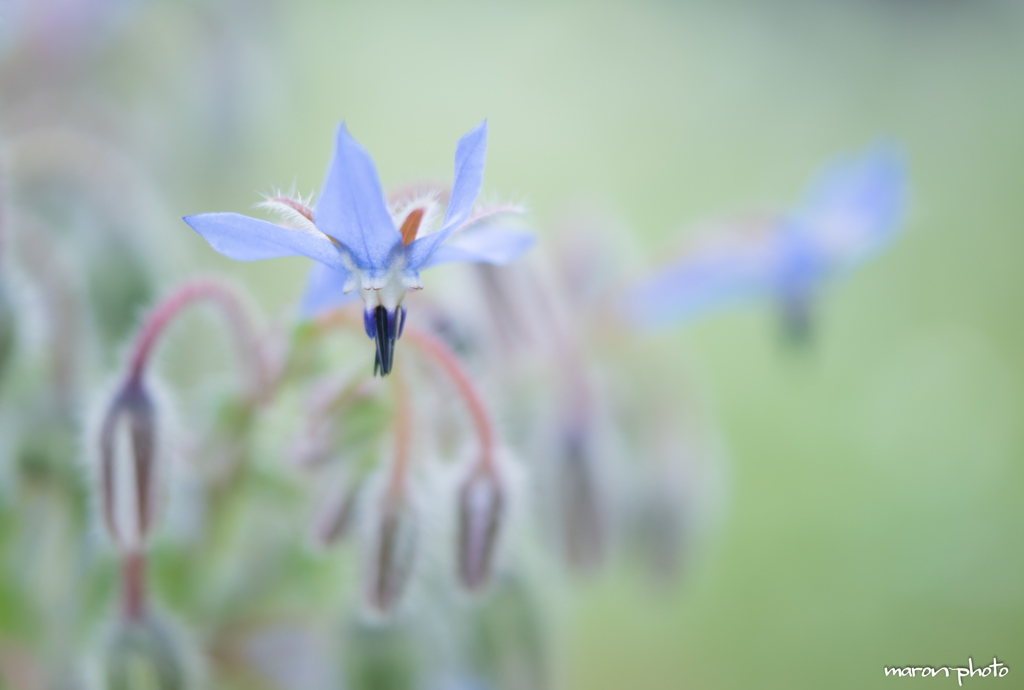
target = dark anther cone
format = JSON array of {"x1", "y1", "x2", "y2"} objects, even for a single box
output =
[{"x1": 373, "y1": 306, "x2": 394, "y2": 377}]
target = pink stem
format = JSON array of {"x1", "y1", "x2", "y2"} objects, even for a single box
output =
[
  {"x1": 387, "y1": 373, "x2": 412, "y2": 498},
  {"x1": 404, "y1": 325, "x2": 495, "y2": 472},
  {"x1": 128, "y1": 280, "x2": 262, "y2": 395},
  {"x1": 310, "y1": 309, "x2": 498, "y2": 473},
  {"x1": 120, "y1": 550, "x2": 146, "y2": 622}
]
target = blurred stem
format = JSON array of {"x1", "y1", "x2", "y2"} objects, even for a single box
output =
[
  {"x1": 128, "y1": 279, "x2": 265, "y2": 400},
  {"x1": 387, "y1": 373, "x2": 411, "y2": 500},
  {"x1": 313, "y1": 309, "x2": 497, "y2": 473},
  {"x1": 120, "y1": 549, "x2": 146, "y2": 623},
  {"x1": 404, "y1": 325, "x2": 495, "y2": 473}
]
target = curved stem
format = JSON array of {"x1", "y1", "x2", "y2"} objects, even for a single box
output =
[
  {"x1": 313, "y1": 309, "x2": 497, "y2": 473},
  {"x1": 404, "y1": 325, "x2": 495, "y2": 472},
  {"x1": 128, "y1": 279, "x2": 264, "y2": 399},
  {"x1": 387, "y1": 372, "x2": 412, "y2": 499},
  {"x1": 120, "y1": 549, "x2": 146, "y2": 622}
]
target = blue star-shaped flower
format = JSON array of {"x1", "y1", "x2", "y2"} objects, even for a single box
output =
[
  {"x1": 622, "y1": 143, "x2": 907, "y2": 339},
  {"x1": 184, "y1": 121, "x2": 534, "y2": 375}
]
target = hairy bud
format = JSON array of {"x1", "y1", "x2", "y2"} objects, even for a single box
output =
[
  {"x1": 364, "y1": 489, "x2": 418, "y2": 615},
  {"x1": 103, "y1": 614, "x2": 189, "y2": 690},
  {"x1": 457, "y1": 467, "x2": 504, "y2": 592},
  {"x1": 98, "y1": 376, "x2": 159, "y2": 550}
]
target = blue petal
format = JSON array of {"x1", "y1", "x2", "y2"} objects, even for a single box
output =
[
  {"x1": 421, "y1": 226, "x2": 535, "y2": 269},
  {"x1": 405, "y1": 121, "x2": 487, "y2": 269},
  {"x1": 299, "y1": 261, "x2": 357, "y2": 318},
  {"x1": 799, "y1": 143, "x2": 907, "y2": 268},
  {"x1": 314, "y1": 123, "x2": 402, "y2": 272},
  {"x1": 183, "y1": 212, "x2": 347, "y2": 271},
  {"x1": 622, "y1": 237, "x2": 777, "y2": 330}
]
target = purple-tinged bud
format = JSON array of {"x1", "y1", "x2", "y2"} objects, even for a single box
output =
[
  {"x1": 363, "y1": 488, "x2": 418, "y2": 616},
  {"x1": 103, "y1": 613, "x2": 191, "y2": 690},
  {"x1": 457, "y1": 467, "x2": 504, "y2": 592},
  {"x1": 98, "y1": 376, "x2": 159, "y2": 550}
]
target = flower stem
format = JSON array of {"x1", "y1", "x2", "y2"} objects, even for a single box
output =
[
  {"x1": 312, "y1": 308, "x2": 498, "y2": 473},
  {"x1": 128, "y1": 279, "x2": 263, "y2": 397},
  {"x1": 120, "y1": 550, "x2": 146, "y2": 622},
  {"x1": 404, "y1": 325, "x2": 495, "y2": 473},
  {"x1": 387, "y1": 372, "x2": 412, "y2": 499}
]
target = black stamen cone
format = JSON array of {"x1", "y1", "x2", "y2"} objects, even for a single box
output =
[{"x1": 373, "y1": 306, "x2": 394, "y2": 377}]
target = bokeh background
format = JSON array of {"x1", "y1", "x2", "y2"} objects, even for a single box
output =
[{"x1": 2, "y1": 1, "x2": 1023, "y2": 688}]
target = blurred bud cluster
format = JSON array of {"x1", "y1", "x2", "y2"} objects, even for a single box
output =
[{"x1": 0, "y1": 2, "x2": 906, "y2": 689}]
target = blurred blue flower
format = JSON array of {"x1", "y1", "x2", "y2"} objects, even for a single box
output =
[
  {"x1": 622, "y1": 143, "x2": 907, "y2": 336},
  {"x1": 184, "y1": 121, "x2": 533, "y2": 374}
]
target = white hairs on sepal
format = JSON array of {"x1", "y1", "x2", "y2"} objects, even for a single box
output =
[{"x1": 256, "y1": 189, "x2": 319, "y2": 235}]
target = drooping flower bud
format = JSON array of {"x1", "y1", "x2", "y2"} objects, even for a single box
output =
[
  {"x1": 457, "y1": 466, "x2": 504, "y2": 592},
  {"x1": 363, "y1": 487, "x2": 418, "y2": 616},
  {"x1": 98, "y1": 376, "x2": 159, "y2": 550},
  {"x1": 102, "y1": 613, "x2": 190, "y2": 690}
]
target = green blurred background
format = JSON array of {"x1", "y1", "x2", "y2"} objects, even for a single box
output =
[{"x1": 11, "y1": 0, "x2": 1024, "y2": 687}]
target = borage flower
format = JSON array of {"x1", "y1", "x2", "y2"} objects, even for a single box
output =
[
  {"x1": 622, "y1": 143, "x2": 907, "y2": 339},
  {"x1": 184, "y1": 121, "x2": 533, "y2": 375}
]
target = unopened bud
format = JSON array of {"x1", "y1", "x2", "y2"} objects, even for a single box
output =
[
  {"x1": 363, "y1": 488, "x2": 418, "y2": 615},
  {"x1": 558, "y1": 429, "x2": 607, "y2": 573},
  {"x1": 98, "y1": 376, "x2": 159, "y2": 550},
  {"x1": 457, "y1": 466, "x2": 504, "y2": 592},
  {"x1": 103, "y1": 614, "x2": 190, "y2": 690}
]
